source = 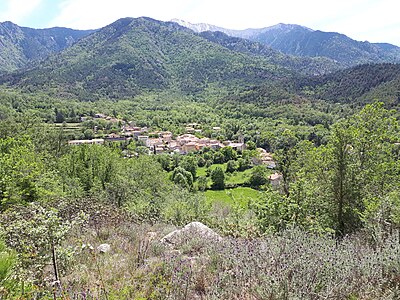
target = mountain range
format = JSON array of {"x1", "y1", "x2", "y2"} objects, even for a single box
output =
[
  {"x1": 172, "y1": 19, "x2": 400, "y2": 67},
  {"x1": 1, "y1": 17, "x2": 299, "y2": 99},
  {"x1": 0, "y1": 17, "x2": 399, "y2": 106}
]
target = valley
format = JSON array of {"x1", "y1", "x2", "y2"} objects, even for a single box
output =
[{"x1": 0, "y1": 16, "x2": 399, "y2": 299}]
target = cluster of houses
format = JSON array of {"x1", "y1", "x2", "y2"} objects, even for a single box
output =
[
  {"x1": 140, "y1": 133, "x2": 246, "y2": 155},
  {"x1": 252, "y1": 148, "x2": 282, "y2": 186},
  {"x1": 67, "y1": 116, "x2": 283, "y2": 186},
  {"x1": 254, "y1": 148, "x2": 276, "y2": 169},
  {"x1": 68, "y1": 120, "x2": 246, "y2": 155}
]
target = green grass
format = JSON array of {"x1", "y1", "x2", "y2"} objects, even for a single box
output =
[
  {"x1": 225, "y1": 168, "x2": 253, "y2": 185},
  {"x1": 197, "y1": 163, "x2": 254, "y2": 185},
  {"x1": 197, "y1": 164, "x2": 274, "y2": 190},
  {"x1": 49, "y1": 123, "x2": 82, "y2": 132},
  {"x1": 204, "y1": 187, "x2": 262, "y2": 208},
  {"x1": 197, "y1": 163, "x2": 225, "y2": 177},
  {"x1": 197, "y1": 167, "x2": 207, "y2": 177}
]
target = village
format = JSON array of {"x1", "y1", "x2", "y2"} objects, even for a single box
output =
[
  {"x1": 69, "y1": 115, "x2": 245, "y2": 153},
  {"x1": 67, "y1": 113, "x2": 283, "y2": 186}
]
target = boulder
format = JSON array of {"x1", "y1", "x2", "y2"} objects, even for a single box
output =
[
  {"x1": 97, "y1": 243, "x2": 111, "y2": 253},
  {"x1": 160, "y1": 222, "x2": 222, "y2": 247}
]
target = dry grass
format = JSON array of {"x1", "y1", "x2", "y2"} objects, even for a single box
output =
[
  {"x1": 6, "y1": 199, "x2": 398, "y2": 300},
  {"x1": 53, "y1": 212, "x2": 400, "y2": 300}
]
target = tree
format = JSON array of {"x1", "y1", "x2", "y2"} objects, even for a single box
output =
[
  {"x1": 221, "y1": 146, "x2": 237, "y2": 162},
  {"x1": 54, "y1": 108, "x2": 65, "y2": 123},
  {"x1": 197, "y1": 176, "x2": 208, "y2": 191},
  {"x1": 248, "y1": 165, "x2": 268, "y2": 188},
  {"x1": 171, "y1": 167, "x2": 193, "y2": 190},
  {"x1": 83, "y1": 129, "x2": 94, "y2": 139},
  {"x1": 173, "y1": 172, "x2": 191, "y2": 189},
  {"x1": 273, "y1": 129, "x2": 299, "y2": 197},
  {"x1": 326, "y1": 103, "x2": 400, "y2": 236},
  {"x1": 0, "y1": 203, "x2": 87, "y2": 286},
  {"x1": 237, "y1": 157, "x2": 250, "y2": 171},
  {"x1": 246, "y1": 141, "x2": 256, "y2": 150},
  {"x1": 197, "y1": 156, "x2": 206, "y2": 167},
  {"x1": 111, "y1": 155, "x2": 175, "y2": 221},
  {"x1": 226, "y1": 160, "x2": 238, "y2": 173},
  {"x1": 213, "y1": 151, "x2": 225, "y2": 164},
  {"x1": 293, "y1": 103, "x2": 400, "y2": 236},
  {"x1": 179, "y1": 156, "x2": 197, "y2": 179},
  {"x1": 136, "y1": 146, "x2": 150, "y2": 155},
  {"x1": 211, "y1": 167, "x2": 225, "y2": 190},
  {"x1": 329, "y1": 121, "x2": 359, "y2": 235},
  {"x1": 0, "y1": 137, "x2": 57, "y2": 209},
  {"x1": 157, "y1": 154, "x2": 172, "y2": 171},
  {"x1": 59, "y1": 144, "x2": 120, "y2": 193}
]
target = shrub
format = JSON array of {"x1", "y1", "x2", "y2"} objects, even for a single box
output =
[
  {"x1": 226, "y1": 160, "x2": 238, "y2": 173},
  {"x1": 248, "y1": 165, "x2": 268, "y2": 188}
]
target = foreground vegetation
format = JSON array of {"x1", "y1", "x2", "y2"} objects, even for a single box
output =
[{"x1": 2, "y1": 201, "x2": 400, "y2": 299}]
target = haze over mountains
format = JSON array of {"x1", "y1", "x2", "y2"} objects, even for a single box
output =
[{"x1": 0, "y1": 17, "x2": 399, "y2": 106}]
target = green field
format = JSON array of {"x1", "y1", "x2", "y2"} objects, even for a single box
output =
[
  {"x1": 196, "y1": 163, "x2": 225, "y2": 177},
  {"x1": 50, "y1": 123, "x2": 82, "y2": 133},
  {"x1": 197, "y1": 164, "x2": 272, "y2": 187},
  {"x1": 197, "y1": 163, "x2": 253, "y2": 185},
  {"x1": 204, "y1": 187, "x2": 262, "y2": 208},
  {"x1": 225, "y1": 168, "x2": 254, "y2": 185}
]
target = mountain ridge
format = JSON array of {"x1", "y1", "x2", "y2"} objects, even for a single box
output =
[
  {"x1": 0, "y1": 21, "x2": 95, "y2": 73},
  {"x1": 1, "y1": 17, "x2": 301, "y2": 100},
  {"x1": 172, "y1": 19, "x2": 400, "y2": 67},
  {"x1": 1, "y1": 17, "x2": 399, "y2": 108}
]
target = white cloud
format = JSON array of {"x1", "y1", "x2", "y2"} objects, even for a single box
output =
[
  {"x1": 0, "y1": 0, "x2": 43, "y2": 24},
  {"x1": 48, "y1": 0, "x2": 399, "y2": 45}
]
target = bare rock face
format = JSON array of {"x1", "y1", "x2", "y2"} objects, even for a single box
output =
[{"x1": 160, "y1": 222, "x2": 222, "y2": 247}]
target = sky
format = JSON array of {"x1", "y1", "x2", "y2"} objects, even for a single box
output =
[{"x1": 0, "y1": 0, "x2": 399, "y2": 46}]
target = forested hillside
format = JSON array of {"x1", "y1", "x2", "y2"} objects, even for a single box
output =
[
  {"x1": 1, "y1": 17, "x2": 300, "y2": 100},
  {"x1": 199, "y1": 31, "x2": 342, "y2": 75},
  {"x1": 243, "y1": 24, "x2": 400, "y2": 67},
  {"x1": 301, "y1": 63, "x2": 400, "y2": 105},
  {"x1": 0, "y1": 21, "x2": 93, "y2": 73}
]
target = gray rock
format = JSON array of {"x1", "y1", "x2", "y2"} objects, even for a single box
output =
[
  {"x1": 97, "y1": 243, "x2": 111, "y2": 253},
  {"x1": 160, "y1": 222, "x2": 222, "y2": 247}
]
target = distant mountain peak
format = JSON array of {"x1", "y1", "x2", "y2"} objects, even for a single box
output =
[
  {"x1": 0, "y1": 20, "x2": 20, "y2": 31},
  {"x1": 1, "y1": 21, "x2": 17, "y2": 26},
  {"x1": 262, "y1": 23, "x2": 313, "y2": 32},
  {"x1": 170, "y1": 19, "x2": 313, "y2": 34},
  {"x1": 170, "y1": 19, "x2": 225, "y2": 33}
]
